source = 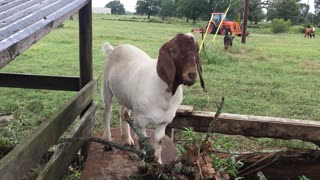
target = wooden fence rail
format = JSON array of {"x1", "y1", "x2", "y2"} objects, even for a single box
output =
[
  {"x1": 169, "y1": 109, "x2": 320, "y2": 145},
  {"x1": 0, "y1": 80, "x2": 96, "y2": 180},
  {"x1": 37, "y1": 103, "x2": 97, "y2": 180}
]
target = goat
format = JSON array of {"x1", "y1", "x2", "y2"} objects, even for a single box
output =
[
  {"x1": 304, "y1": 27, "x2": 315, "y2": 38},
  {"x1": 101, "y1": 33, "x2": 206, "y2": 163},
  {"x1": 224, "y1": 35, "x2": 234, "y2": 50}
]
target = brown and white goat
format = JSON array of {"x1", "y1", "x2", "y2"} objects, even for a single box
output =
[{"x1": 102, "y1": 33, "x2": 205, "y2": 163}]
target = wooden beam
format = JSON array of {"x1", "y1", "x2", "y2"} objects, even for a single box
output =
[
  {"x1": 0, "y1": 73, "x2": 80, "y2": 91},
  {"x1": 79, "y1": 1, "x2": 92, "y2": 88},
  {"x1": 0, "y1": 80, "x2": 96, "y2": 180},
  {"x1": 37, "y1": 104, "x2": 97, "y2": 180},
  {"x1": 169, "y1": 111, "x2": 320, "y2": 144}
]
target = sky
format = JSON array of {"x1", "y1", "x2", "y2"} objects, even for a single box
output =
[
  {"x1": 92, "y1": 0, "x2": 315, "y2": 14},
  {"x1": 92, "y1": 0, "x2": 137, "y2": 12}
]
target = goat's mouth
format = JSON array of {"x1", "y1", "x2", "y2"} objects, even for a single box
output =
[{"x1": 183, "y1": 79, "x2": 196, "y2": 86}]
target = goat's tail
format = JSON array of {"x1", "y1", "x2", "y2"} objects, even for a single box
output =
[{"x1": 102, "y1": 42, "x2": 114, "y2": 56}]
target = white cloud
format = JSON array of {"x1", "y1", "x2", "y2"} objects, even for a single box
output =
[
  {"x1": 92, "y1": 0, "x2": 137, "y2": 12},
  {"x1": 301, "y1": 0, "x2": 315, "y2": 13}
]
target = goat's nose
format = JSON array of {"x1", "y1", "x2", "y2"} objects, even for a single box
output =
[{"x1": 188, "y1": 72, "x2": 196, "y2": 80}]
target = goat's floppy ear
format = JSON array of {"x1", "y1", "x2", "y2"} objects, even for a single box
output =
[
  {"x1": 157, "y1": 43, "x2": 177, "y2": 95},
  {"x1": 196, "y1": 52, "x2": 206, "y2": 92}
]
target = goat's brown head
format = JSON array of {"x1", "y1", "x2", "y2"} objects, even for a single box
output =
[{"x1": 157, "y1": 33, "x2": 206, "y2": 95}]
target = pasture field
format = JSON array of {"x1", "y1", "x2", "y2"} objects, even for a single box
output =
[{"x1": 1, "y1": 14, "x2": 320, "y2": 151}]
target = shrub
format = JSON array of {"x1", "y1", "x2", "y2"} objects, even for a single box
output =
[
  {"x1": 289, "y1": 25, "x2": 305, "y2": 34},
  {"x1": 270, "y1": 18, "x2": 291, "y2": 33}
]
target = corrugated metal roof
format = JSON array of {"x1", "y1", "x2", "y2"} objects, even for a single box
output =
[{"x1": 0, "y1": 0, "x2": 90, "y2": 68}]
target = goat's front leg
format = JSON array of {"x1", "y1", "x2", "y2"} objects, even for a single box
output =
[
  {"x1": 135, "y1": 124, "x2": 147, "y2": 151},
  {"x1": 154, "y1": 123, "x2": 167, "y2": 164},
  {"x1": 120, "y1": 106, "x2": 134, "y2": 146}
]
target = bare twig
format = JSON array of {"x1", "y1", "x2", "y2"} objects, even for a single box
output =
[
  {"x1": 57, "y1": 137, "x2": 145, "y2": 160},
  {"x1": 125, "y1": 118, "x2": 156, "y2": 164},
  {"x1": 238, "y1": 153, "x2": 280, "y2": 176},
  {"x1": 201, "y1": 97, "x2": 225, "y2": 150}
]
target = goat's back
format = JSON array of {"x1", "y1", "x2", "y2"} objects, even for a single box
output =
[{"x1": 103, "y1": 44, "x2": 152, "y2": 74}]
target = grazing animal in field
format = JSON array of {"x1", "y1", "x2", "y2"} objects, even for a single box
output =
[
  {"x1": 101, "y1": 33, "x2": 206, "y2": 163},
  {"x1": 224, "y1": 35, "x2": 234, "y2": 50},
  {"x1": 304, "y1": 27, "x2": 315, "y2": 38}
]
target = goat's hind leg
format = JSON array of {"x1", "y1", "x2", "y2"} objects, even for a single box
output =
[
  {"x1": 120, "y1": 106, "x2": 134, "y2": 146},
  {"x1": 102, "y1": 78, "x2": 113, "y2": 145}
]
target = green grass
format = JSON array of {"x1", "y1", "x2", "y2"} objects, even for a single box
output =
[{"x1": 0, "y1": 14, "x2": 320, "y2": 151}]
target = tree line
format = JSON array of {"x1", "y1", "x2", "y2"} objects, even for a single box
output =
[{"x1": 105, "y1": 0, "x2": 320, "y2": 26}]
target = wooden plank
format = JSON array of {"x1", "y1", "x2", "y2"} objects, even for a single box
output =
[
  {"x1": 177, "y1": 105, "x2": 194, "y2": 115},
  {"x1": 37, "y1": 104, "x2": 97, "y2": 180},
  {"x1": 0, "y1": 0, "x2": 90, "y2": 68},
  {"x1": 79, "y1": 1, "x2": 92, "y2": 88},
  {"x1": 0, "y1": 80, "x2": 97, "y2": 180},
  {"x1": 169, "y1": 111, "x2": 320, "y2": 144},
  {"x1": 0, "y1": 73, "x2": 80, "y2": 91}
]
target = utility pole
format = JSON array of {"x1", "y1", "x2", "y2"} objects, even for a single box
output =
[{"x1": 241, "y1": 0, "x2": 249, "y2": 44}]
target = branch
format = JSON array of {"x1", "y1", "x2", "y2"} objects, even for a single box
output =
[
  {"x1": 125, "y1": 118, "x2": 156, "y2": 164},
  {"x1": 203, "y1": 96, "x2": 225, "y2": 144},
  {"x1": 57, "y1": 137, "x2": 145, "y2": 160}
]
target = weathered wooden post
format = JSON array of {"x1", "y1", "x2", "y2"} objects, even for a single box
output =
[
  {"x1": 79, "y1": 0, "x2": 93, "y2": 159},
  {"x1": 241, "y1": 0, "x2": 249, "y2": 44}
]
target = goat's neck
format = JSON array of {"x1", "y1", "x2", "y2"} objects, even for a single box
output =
[{"x1": 151, "y1": 62, "x2": 182, "y2": 102}]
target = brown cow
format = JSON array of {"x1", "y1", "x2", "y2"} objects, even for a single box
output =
[{"x1": 304, "y1": 27, "x2": 315, "y2": 38}]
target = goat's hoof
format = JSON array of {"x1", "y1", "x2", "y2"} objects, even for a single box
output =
[
  {"x1": 128, "y1": 154, "x2": 140, "y2": 161},
  {"x1": 103, "y1": 145, "x2": 113, "y2": 151},
  {"x1": 122, "y1": 136, "x2": 135, "y2": 146}
]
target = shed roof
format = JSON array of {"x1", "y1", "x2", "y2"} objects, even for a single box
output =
[{"x1": 0, "y1": 0, "x2": 89, "y2": 68}]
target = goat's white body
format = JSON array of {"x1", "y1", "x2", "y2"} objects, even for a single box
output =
[{"x1": 102, "y1": 44, "x2": 183, "y2": 163}]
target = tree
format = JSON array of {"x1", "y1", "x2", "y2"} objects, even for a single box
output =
[
  {"x1": 228, "y1": 0, "x2": 244, "y2": 21},
  {"x1": 267, "y1": 0, "x2": 300, "y2": 24},
  {"x1": 277, "y1": 0, "x2": 300, "y2": 23},
  {"x1": 136, "y1": 0, "x2": 160, "y2": 19},
  {"x1": 248, "y1": 0, "x2": 265, "y2": 24},
  {"x1": 159, "y1": 0, "x2": 175, "y2": 19},
  {"x1": 176, "y1": 0, "x2": 208, "y2": 24},
  {"x1": 105, "y1": 1, "x2": 125, "y2": 15},
  {"x1": 315, "y1": 0, "x2": 320, "y2": 17},
  {"x1": 208, "y1": 0, "x2": 229, "y2": 13}
]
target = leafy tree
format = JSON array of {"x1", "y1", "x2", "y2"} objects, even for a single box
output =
[
  {"x1": 267, "y1": 0, "x2": 300, "y2": 24},
  {"x1": 315, "y1": 0, "x2": 320, "y2": 17},
  {"x1": 208, "y1": 0, "x2": 229, "y2": 13},
  {"x1": 248, "y1": 0, "x2": 265, "y2": 24},
  {"x1": 176, "y1": 0, "x2": 208, "y2": 24},
  {"x1": 136, "y1": 0, "x2": 160, "y2": 19},
  {"x1": 159, "y1": 0, "x2": 175, "y2": 19},
  {"x1": 228, "y1": 0, "x2": 243, "y2": 21},
  {"x1": 277, "y1": 0, "x2": 300, "y2": 23},
  {"x1": 105, "y1": 1, "x2": 125, "y2": 15}
]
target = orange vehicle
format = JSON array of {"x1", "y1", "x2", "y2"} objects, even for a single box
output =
[{"x1": 196, "y1": 13, "x2": 249, "y2": 36}]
